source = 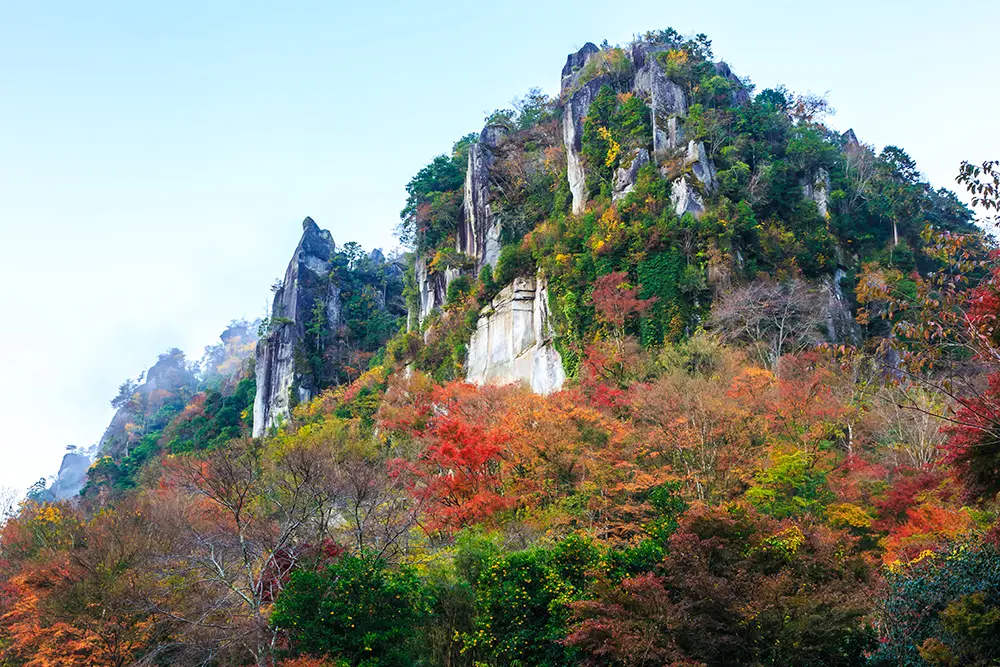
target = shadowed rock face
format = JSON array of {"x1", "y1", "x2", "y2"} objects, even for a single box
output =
[
  {"x1": 560, "y1": 42, "x2": 600, "y2": 93},
  {"x1": 465, "y1": 275, "x2": 565, "y2": 395},
  {"x1": 457, "y1": 125, "x2": 507, "y2": 273},
  {"x1": 253, "y1": 217, "x2": 338, "y2": 436}
]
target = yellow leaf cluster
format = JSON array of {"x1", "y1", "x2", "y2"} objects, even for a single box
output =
[{"x1": 597, "y1": 126, "x2": 620, "y2": 167}]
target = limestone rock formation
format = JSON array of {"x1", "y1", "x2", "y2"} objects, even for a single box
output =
[
  {"x1": 613, "y1": 148, "x2": 650, "y2": 201},
  {"x1": 633, "y1": 57, "x2": 687, "y2": 160},
  {"x1": 253, "y1": 217, "x2": 339, "y2": 436},
  {"x1": 466, "y1": 275, "x2": 565, "y2": 395},
  {"x1": 802, "y1": 168, "x2": 832, "y2": 219},
  {"x1": 563, "y1": 74, "x2": 611, "y2": 215},
  {"x1": 457, "y1": 125, "x2": 507, "y2": 272}
]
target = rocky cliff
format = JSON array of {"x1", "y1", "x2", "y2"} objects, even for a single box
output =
[
  {"x1": 414, "y1": 125, "x2": 508, "y2": 329},
  {"x1": 465, "y1": 275, "x2": 565, "y2": 394},
  {"x1": 253, "y1": 218, "x2": 340, "y2": 436},
  {"x1": 457, "y1": 125, "x2": 507, "y2": 272},
  {"x1": 98, "y1": 348, "x2": 196, "y2": 457},
  {"x1": 254, "y1": 218, "x2": 405, "y2": 436},
  {"x1": 407, "y1": 38, "x2": 869, "y2": 395},
  {"x1": 560, "y1": 41, "x2": 726, "y2": 217},
  {"x1": 35, "y1": 448, "x2": 94, "y2": 501}
]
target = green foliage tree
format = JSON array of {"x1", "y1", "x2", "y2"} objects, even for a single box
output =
[
  {"x1": 472, "y1": 535, "x2": 600, "y2": 667},
  {"x1": 272, "y1": 554, "x2": 430, "y2": 667},
  {"x1": 398, "y1": 154, "x2": 465, "y2": 251}
]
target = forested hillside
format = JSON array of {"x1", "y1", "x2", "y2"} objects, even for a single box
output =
[{"x1": 3, "y1": 29, "x2": 1000, "y2": 667}]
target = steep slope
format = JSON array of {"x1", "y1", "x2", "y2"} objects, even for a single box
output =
[
  {"x1": 403, "y1": 33, "x2": 901, "y2": 393},
  {"x1": 253, "y1": 218, "x2": 405, "y2": 435},
  {"x1": 253, "y1": 217, "x2": 340, "y2": 435}
]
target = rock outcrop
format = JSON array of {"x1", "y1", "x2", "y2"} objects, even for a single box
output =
[
  {"x1": 670, "y1": 177, "x2": 706, "y2": 217},
  {"x1": 457, "y1": 125, "x2": 506, "y2": 272},
  {"x1": 670, "y1": 140, "x2": 717, "y2": 216},
  {"x1": 563, "y1": 74, "x2": 611, "y2": 215},
  {"x1": 612, "y1": 148, "x2": 650, "y2": 201},
  {"x1": 37, "y1": 448, "x2": 94, "y2": 501},
  {"x1": 561, "y1": 42, "x2": 727, "y2": 216},
  {"x1": 802, "y1": 168, "x2": 832, "y2": 219},
  {"x1": 560, "y1": 42, "x2": 600, "y2": 93},
  {"x1": 413, "y1": 253, "x2": 448, "y2": 327},
  {"x1": 253, "y1": 218, "x2": 340, "y2": 436},
  {"x1": 633, "y1": 56, "x2": 687, "y2": 160},
  {"x1": 98, "y1": 348, "x2": 196, "y2": 457},
  {"x1": 466, "y1": 275, "x2": 565, "y2": 394}
]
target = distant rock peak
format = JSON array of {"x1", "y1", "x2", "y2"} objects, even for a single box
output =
[{"x1": 253, "y1": 218, "x2": 403, "y2": 436}]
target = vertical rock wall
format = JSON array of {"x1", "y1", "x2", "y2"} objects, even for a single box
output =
[
  {"x1": 802, "y1": 167, "x2": 832, "y2": 219},
  {"x1": 253, "y1": 217, "x2": 339, "y2": 436},
  {"x1": 458, "y1": 125, "x2": 506, "y2": 272},
  {"x1": 563, "y1": 75, "x2": 610, "y2": 216},
  {"x1": 632, "y1": 54, "x2": 687, "y2": 160},
  {"x1": 465, "y1": 275, "x2": 565, "y2": 394}
]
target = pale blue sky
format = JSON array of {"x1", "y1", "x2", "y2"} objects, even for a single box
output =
[{"x1": 1, "y1": 0, "x2": 997, "y2": 494}]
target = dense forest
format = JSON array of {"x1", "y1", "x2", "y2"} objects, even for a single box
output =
[{"x1": 3, "y1": 28, "x2": 1000, "y2": 667}]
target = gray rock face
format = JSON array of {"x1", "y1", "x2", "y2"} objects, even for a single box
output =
[
  {"x1": 670, "y1": 177, "x2": 705, "y2": 217},
  {"x1": 458, "y1": 125, "x2": 506, "y2": 272},
  {"x1": 802, "y1": 168, "x2": 832, "y2": 219},
  {"x1": 466, "y1": 275, "x2": 565, "y2": 394},
  {"x1": 560, "y1": 42, "x2": 600, "y2": 93},
  {"x1": 686, "y1": 140, "x2": 716, "y2": 191},
  {"x1": 253, "y1": 217, "x2": 338, "y2": 436},
  {"x1": 822, "y1": 268, "x2": 860, "y2": 345},
  {"x1": 44, "y1": 450, "x2": 93, "y2": 501},
  {"x1": 668, "y1": 141, "x2": 716, "y2": 217},
  {"x1": 612, "y1": 148, "x2": 650, "y2": 201},
  {"x1": 563, "y1": 75, "x2": 610, "y2": 215},
  {"x1": 413, "y1": 253, "x2": 448, "y2": 327},
  {"x1": 633, "y1": 58, "x2": 687, "y2": 160},
  {"x1": 561, "y1": 43, "x2": 709, "y2": 215}
]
